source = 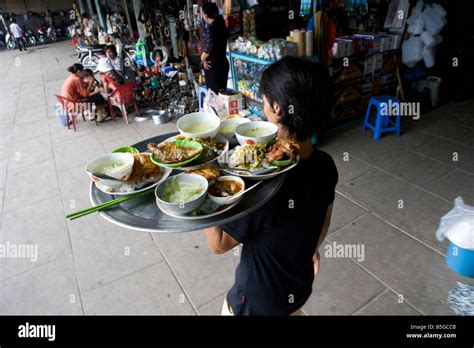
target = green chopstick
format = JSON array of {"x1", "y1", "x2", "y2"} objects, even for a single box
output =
[{"x1": 66, "y1": 188, "x2": 155, "y2": 220}]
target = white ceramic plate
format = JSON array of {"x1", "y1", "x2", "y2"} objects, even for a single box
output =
[
  {"x1": 156, "y1": 195, "x2": 242, "y2": 220},
  {"x1": 157, "y1": 134, "x2": 229, "y2": 171},
  {"x1": 220, "y1": 156, "x2": 300, "y2": 181},
  {"x1": 95, "y1": 166, "x2": 172, "y2": 196}
]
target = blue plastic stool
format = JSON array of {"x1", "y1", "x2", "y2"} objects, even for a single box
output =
[
  {"x1": 198, "y1": 86, "x2": 208, "y2": 111},
  {"x1": 363, "y1": 96, "x2": 401, "y2": 140}
]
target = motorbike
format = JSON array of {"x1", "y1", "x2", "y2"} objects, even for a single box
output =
[
  {"x1": 37, "y1": 25, "x2": 57, "y2": 44},
  {"x1": 0, "y1": 30, "x2": 5, "y2": 49},
  {"x1": 5, "y1": 32, "x2": 16, "y2": 50},
  {"x1": 76, "y1": 42, "x2": 107, "y2": 72},
  {"x1": 23, "y1": 28, "x2": 37, "y2": 46}
]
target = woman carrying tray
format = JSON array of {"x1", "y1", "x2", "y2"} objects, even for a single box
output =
[{"x1": 204, "y1": 57, "x2": 338, "y2": 315}]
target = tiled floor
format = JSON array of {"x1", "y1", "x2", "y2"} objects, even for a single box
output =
[{"x1": 0, "y1": 42, "x2": 473, "y2": 315}]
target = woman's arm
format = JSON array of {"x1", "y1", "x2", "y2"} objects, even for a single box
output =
[
  {"x1": 201, "y1": 25, "x2": 213, "y2": 70},
  {"x1": 204, "y1": 226, "x2": 240, "y2": 254}
]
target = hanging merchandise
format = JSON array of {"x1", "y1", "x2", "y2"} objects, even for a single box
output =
[
  {"x1": 305, "y1": 30, "x2": 313, "y2": 56},
  {"x1": 314, "y1": 10, "x2": 330, "y2": 67},
  {"x1": 224, "y1": 0, "x2": 240, "y2": 16},
  {"x1": 168, "y1": 16, "x2": 179, "y2": 59},
  {"x1": 242, "y1": 9, "x2": 256, "y2": 37},
  {"x1": 401, "y1": 1, "x2": 446, "y2": 68},
  {"x1": 300, "y1": 0, "x2": 312, "y2": 17}
]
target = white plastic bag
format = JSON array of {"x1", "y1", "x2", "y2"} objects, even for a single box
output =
[
  {"x1": 202, "y1": 89, "x2": 226, "y2": 118},
  {"x1": 436, "y1": 197, "x2": 474, "y2": 250},
  {"x1": 402, "y1": 37, "x2": 423, "y2": 67},
  {"x1": 54, "y1": 102, "x2": 68, "y2": 127}
]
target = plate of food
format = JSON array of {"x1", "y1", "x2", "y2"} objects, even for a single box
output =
[
  {"x1": 154, "y1": 170, "x2": 245, "y2": 220},
  {"x1": 94, "y1": 153, "x2": 172, "y2": 195},
  {"x1": 148, "y1": 135, "x2": 229, "y2": 170},
  {"x1": 219, "y1": 139, "x2": 300, "y2": 180}
]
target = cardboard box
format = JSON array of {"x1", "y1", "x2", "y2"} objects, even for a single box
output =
[
  {"x1": 331, "y1": 56, "x2": 364, "y2": 85},
  {"x1": 219, "y1": 90, "x2": 244, "y2": 116},
  {"x1": 353, "y1": 34, "x2": 383, "y2": 55},
  {"x1": 372, "y1": 75, "x2": 381, "y2": 95},
  {"x1": 361, "y1": 77, "x2": 373, "y2": 97},
  {"x1": 334, "y1": 84, "x2": 363, "y2": 105},
  {"x1": 332, "y1": 38, "x2": 353, "y2": 58},
  {"x1": 373, "y1": 53, "x2": 383, "y2": 75},
  {"x1": 329, "y1": 98, "x2": 363, "y2": 125},
  {"x1": 382, "y1": 51, "x2": 399, "y2": 73},
  {"x1": 380, "y1": 72, "x2": 397, "y2": 87}
]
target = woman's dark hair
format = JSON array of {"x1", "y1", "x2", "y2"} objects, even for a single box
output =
[
  {"x1": 105, "y1": 44, "x2": 117, "y2": 55},
  {"x1": 67, "y1": 63, "x2": 84, "y2": 73},
  {"x1": 260, "y1": 57, "x2": 335, "y2": 141},
  {"x1": 83, "y1": 68, "x2": 94, "y2": 77},
  {"x1": 82, "y1": 13, "x2": 88, "y2": 18},
  {"x1": 202, "y1": 3, "x2": 219, "y2": 19}
]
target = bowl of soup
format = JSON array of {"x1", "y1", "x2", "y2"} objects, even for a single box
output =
[
  {"x1": 177, "y1": 112, "x2": 221, "y2": 139},
  {"x1": 235, "y1": 121, "x2": 278, "y2": 145},
  {"x1": 85, "y1": 153, "x2": 135, "y2": 189},
  {"x1": 218, "y1": 117, "x2": 251, "y2": 145},
  {"x1": 207, "y1": 176, "x2": 245, "y2": 205},
  {"x1": 155, "y1": 174, "x2": 208, "y2": 215}
]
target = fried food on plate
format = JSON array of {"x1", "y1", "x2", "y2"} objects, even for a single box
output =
[
  {"x1": 127, "y1": 153, "x2": 162, "y2": 183},
  {"x1": 265, "y1": 139, "x2": 300, "y2": 162},
  {"x1": 147, "y1": 142, "x2": 201, "y2": 164},
  {"x1": 185, "y1": 167, "x2": 221, "y2": 182}
]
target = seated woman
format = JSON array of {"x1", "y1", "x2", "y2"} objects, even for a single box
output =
[
  {"x1": 61, "y1": 63, "x2": 107, "y2": 121},
  {"x1": 104, "y1": 44, "x2": 124, "y2": 76},
  {"x1": 96, "y1": 57, "x2": 125, "y2": 95}
]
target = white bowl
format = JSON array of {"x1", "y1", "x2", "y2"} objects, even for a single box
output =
[
  {"x1": 235, "y1": 121, "x2": 278, "y2": 145},
  {"x1": 207, "y1": 176, "x2": 245, "y2": 205},
  {"x1": 218, "y1": 118, "x2": 251, "y2": 145},
  {"x1": 86, "y1": 153, "x2": 135, "y2": 189},
  {"x1": 177, "y1": 112, "x2": 220, "y2": 139},
  {"x1": 155, "y1": 174, "x2": 208, "y2": 215}
]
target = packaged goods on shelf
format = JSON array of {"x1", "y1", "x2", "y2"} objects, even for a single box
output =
[{"x1": 332, "y1": 38, "x2": 353, "y2": 58}]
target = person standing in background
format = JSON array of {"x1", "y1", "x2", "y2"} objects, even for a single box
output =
[
  {"x1": 201, "y1": 2, "x2": 230, "y2": 94},
  {"x1": 9, "y1": 19, "x2": 26, "y2": 51}
]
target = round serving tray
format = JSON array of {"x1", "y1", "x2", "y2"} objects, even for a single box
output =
[{"x1": 90, "y1": 132, "x2": 285, "y2": 233}]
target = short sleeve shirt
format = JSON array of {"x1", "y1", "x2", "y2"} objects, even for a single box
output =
[{"x1": 222, "y1": 148, "x2": 338, "y2": 315}]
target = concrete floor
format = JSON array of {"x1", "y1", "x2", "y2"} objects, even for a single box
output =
[{"x1": 0, "y1": 41, "x2": 473, "y2": 315}]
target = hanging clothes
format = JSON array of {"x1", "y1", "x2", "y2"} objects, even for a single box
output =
[{"x1": 313, "y1": 10, "x2": 336, "y2": 67}]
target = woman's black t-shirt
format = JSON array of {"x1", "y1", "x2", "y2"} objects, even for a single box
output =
[{"x1": 222, "y1": 148, "x2": 338, "y2": 315}]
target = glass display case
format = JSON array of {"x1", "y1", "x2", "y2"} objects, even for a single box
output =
[{"x1": 228, "y1": 51, "x2": 275, "y2": 103}]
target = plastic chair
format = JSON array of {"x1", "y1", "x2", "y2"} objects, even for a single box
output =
[
  {"x1": 54, "y1": 95, "x2": 97, "y2": 131},
  {"x1": 363, "y1": 95, "x2": 401, "y2": 140},
  {"x1": 107, "y1": 83, "x2": 140, "y2": 124}
]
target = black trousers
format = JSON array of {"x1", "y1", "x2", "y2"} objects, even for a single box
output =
[
  {"x1": 84, "y1": 94, "x2": 105, "y2": 106},
  {"x1": 204, "y1": 58, "x2": 229, "y2": 94},
  {"x1": 15, "y1": 38, "x2": 26, "y2": 51}
]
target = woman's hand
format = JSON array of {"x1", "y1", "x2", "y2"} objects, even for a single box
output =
[
  {"x1": 202, "y1": 60, "x2": 211, "y2": 70},
  {"x1": 312, "y1": 251, "x2": 320, "y2": 276},
  {"x1": 201, "y1": 52, "x2": 211, "y2": 70}
]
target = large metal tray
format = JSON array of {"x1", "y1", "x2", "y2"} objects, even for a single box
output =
[{"x1": 90, "y1": 132, "x2": 285, "y2": 233}]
